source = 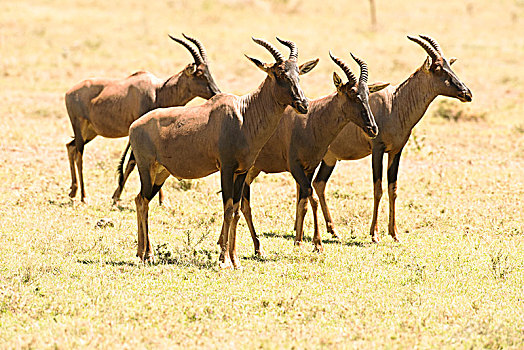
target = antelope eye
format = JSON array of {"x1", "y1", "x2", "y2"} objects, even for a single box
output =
[{"x1": 195, "y1": 70, "x2": 203, "y2": 76}]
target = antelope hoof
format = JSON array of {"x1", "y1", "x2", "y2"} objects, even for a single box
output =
[
  {"x1": 294, "y1": 241, "x2": 304, "y2": 249},
  {"x1": 389, "y1": 227, "x2": 399, "y2": 242},
  {"x1": 111, "y1": 192, "x2": 121, "y2": 206},
  {"x1": 330, "y1": 230, "x2": 340, "y2": 240},
  {"x1": 231, "y1": 256, "x2": 242, "y2": 269},
  {"x1": 255, "y1": 249, "x2": 265, "y2": 259},
  {"x1": 69, "y1": 186, "x2": 77, "y2": 198},
  {"x1": 143, "y1": 254, "x2": 155, "y2": 265},
  {"x1": 219, "y1": 258, "x2": 233, "y2": 269},
  {"x1": 313, "y1": 243, "x2": 324, "y2": 253},
  {"x1": 137, "y1": 250, "x2": 154, "y2": 264},
  {"x1": 371, "y1": 234, "x2": 380, "y2": 244},
  {"x1": 218, "y1": 251, "x2": 233, "y2": 269}
]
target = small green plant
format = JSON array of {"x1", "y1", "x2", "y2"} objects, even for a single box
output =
[
  {"x1": 176, "y1": 179, "x2": 193, "y2": 191},
  {"x1": 154, "y1": 228, "x2": 214, "y2": 268},
  {"x1": 402, "y1": 261, "x2": 426, "y2": 285},
  {"x1": 489, "y1": 249, "x2": 514, "y2": 279},
  {"x1": 410, "y1": 132, "x2": 426, "y2": 152}
]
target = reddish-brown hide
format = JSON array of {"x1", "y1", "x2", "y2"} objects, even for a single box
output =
[
  {"x1": 128, "y1": 38, "x2": 318, "y2": 268},
  {"x1": 314, "y1": 35, "x2": 472, "y2": 242},
  {"x1": 65, "y1": 34, "x2": 220, "y2": 203},
  {"x1": 237, "y1": 52, "x2": 389, "y2": 254}
]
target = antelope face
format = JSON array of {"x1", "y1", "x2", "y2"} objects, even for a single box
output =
[
  {"x1": 169, "y1": 34, "x2": 221, "y2": 100},
  {"x1": 330, "y1": 52, "x2": 387, "y2": 139},
  {"x1": 185, "y1": 62, "x2": 221, "y2": 99},
  {"x1": 430, "y1": 57, "x2": 472, "y2": 102},
  {"x1": 245, "y1": 37, "x2": 319, "y2": 115},
  {"x1": 271, "y1": 59, "x2": 318, "y2": 114},
  {"x1": 341, "y1": 82, "x2": 387, "y2": 138},
  {"x1": 408, "y1": 35, "x2": 472, "y2": 103}
]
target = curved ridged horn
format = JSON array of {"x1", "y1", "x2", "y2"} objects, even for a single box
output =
[
  {"x1": 168, "y1": 34, "x2": 203, "y2": 65},
  {"x1": 419, "y1": 34, "x2": 443, "y2": 56},
  {"x1": 276, "y1": 37, "x2": 298, "y2": 61},
  {"x1": 407, "y1": 35, "x2": 439, "y2": 60},
  {"x1": 182, "y1": 33, "x2": 208, "y2": 62},
  {"x1": 329, "y1": 51, "x2": 357, "y2": 86},
  {"x1": 350, "y1": 53, "x2": 368, "y2": 84},
  {"x1": 252, "y1": 37, "x2": 284, "y2": 63}
]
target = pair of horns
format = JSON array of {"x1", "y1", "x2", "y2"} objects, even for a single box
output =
[
  {"x1": 329, "y1": 51, "x2": 368, "y2": 86},
  {"x1": 169, "y1": 33, "x2": 208, "y2": 65},
  {"x1": 407, "y1": 34, "x2": 443, "y2": 61},
  {"x1": 251, "y1": 37, "x2": 298, "y2": 63}
]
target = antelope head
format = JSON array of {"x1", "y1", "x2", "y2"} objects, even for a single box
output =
[
  {"x1": 169, "y1": 34, "x2": 221, "y2": 99},
  {"x1": 408, "y1": 34, "x2": 472, "y2": 103},
  {"x1": 330, "y1": 52, "x2": 387, "y2": 138},
  {"x1": 245, "y1": 37, "x2": 319, "y2": 114}
]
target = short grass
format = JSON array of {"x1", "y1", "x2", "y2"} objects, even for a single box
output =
[{"x1": 1, "y1": 0, "x2": 523, "y2": 348}]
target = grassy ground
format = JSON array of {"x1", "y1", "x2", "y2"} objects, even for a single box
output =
[{"x1": 1, "y1": 0, "x2": 523, "y2": 348}]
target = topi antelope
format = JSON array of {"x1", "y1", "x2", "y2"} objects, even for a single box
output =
[
  {"x1": 65, "y1": 34, "x2": 220, "y2": 203},
  {"x1": 313, "y1": 35, "x2": 472, "y2": 243},
  {"x1": 237, "y1": 52, "x2": 388, "y2": 254},
  {"x1": 126, "y1": 38, "x2": 318, "y2": 268}
]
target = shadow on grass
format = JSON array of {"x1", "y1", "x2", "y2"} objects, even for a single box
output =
[
  {"x1": 111, "y1": 204, "x2": 135, "y2": 213},
  {"x1": 77, "y1": 259, "x2": 136, "y2": 266},
  {"x1": 261, "y1": 231, "x2": 296, "y2": 240},
  {"x1": 47, "y1": 199, "x2": 74, "y2": 208},
  {"x1": 261, "y1": 230, "x2": 366, "y2": 247},
  {"x1": 342, "y1": 238, "x2": 371, "y2": 247},
  {"x1": 241, "y1": 255, "x2": 279, "y2": 263}
]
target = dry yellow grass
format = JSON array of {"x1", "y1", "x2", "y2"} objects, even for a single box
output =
[{"x1": 1, "y1": 0, "x2": 523, "y2": 348}]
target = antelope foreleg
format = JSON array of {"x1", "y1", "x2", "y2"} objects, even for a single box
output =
[
  {"x1": 308, "y1": 194, "x2": 322, "y2": 252},
  {"x1": 228, "y1": 172, "x2": 247, "y2": 268},
  {"x1": 387, "y1": 150, "x2": 403, "y2": 241},
  {"x1": 370, "y1": 147, "x2": 385, "y2": 242},
  {"x1": 240, "y1": 183, "x2": 263, "y2": 257},
  {"x1": 294, "y1": 196, "x2": 308, "y2": 247},
  {"x1": 313, "y1": 161, "x2": 338, "y2": 238},
  {"x1": 218, "y1": 168, "x2": 235, "y2": 269}
]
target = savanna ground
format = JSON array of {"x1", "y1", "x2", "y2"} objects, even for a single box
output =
[{"x1": 1, "y1": 0, "x2": 523, "y2": 348}]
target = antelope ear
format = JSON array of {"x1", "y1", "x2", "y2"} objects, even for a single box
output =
[
  {"x1": 245, "y1": 55, "x2": 269, "y2": 72},
  {"x1": 449, "y1": 57, "x2": 457, "y2": 65},
  {"x1": 368, "y1": 82, "x2": 390, "y2": 93},
  {"x1": 184, "y1": 63, "x2": 196, "y2": 75},
  {"x1": 299, "y1": 58, "x2": 319, "y2": 75},
  {"x1": 333, "y1": 72, "x2": 343, "y2": 90},
  {"x1": 422, "y1": 56, "x2": 431, "y2": 72}
]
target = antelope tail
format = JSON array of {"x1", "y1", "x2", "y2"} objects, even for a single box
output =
[{"x1": 116, "y1": 141, "x2": 131, "y2": 186}]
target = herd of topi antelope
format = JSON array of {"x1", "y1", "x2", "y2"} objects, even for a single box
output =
[{"x1": 65, "y1": 33, "x2": 472, "y2": 268}]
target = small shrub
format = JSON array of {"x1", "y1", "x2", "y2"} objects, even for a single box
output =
[{"x1": 433, "y1": 100, "x2": 486, "y2": 122}]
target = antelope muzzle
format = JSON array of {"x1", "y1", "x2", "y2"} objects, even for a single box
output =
[
  {"x1": 458, "y1": 88, "x2": 473, "y2": 102},
  {"x1": 365, "y1": 124, "x2": 379, "y2": 139},
  {"x1": 292, "y1": 99, "x2": 308, "y2": 114}
]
